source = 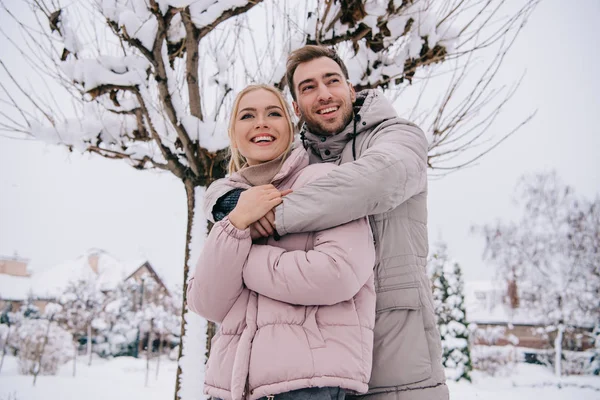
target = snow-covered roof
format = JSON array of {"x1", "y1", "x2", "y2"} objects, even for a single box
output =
[
  {"x1": 0, "y1": 274, "x2": 33, "y2": 301},
  {"x1": 30, "y1": 250, "x2": 147, "y2": 298},
  {"x1": 464, "y1": 281, "x2": 545, "y2": 326},
  {"x1": 0, "y1": 254, "x2": 30, "y2": 263},
  {"x1": 0, "y1": 250, "x2": 159, "y2": 302}
]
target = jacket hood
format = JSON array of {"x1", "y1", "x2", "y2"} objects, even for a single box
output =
[{"x1": 301, "y1": 89, "x2": 398, "y2": 162}]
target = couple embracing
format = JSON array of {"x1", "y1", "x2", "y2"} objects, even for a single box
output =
[{"x1": 187, "y1": 45, "x2": 449, "y2": 400}]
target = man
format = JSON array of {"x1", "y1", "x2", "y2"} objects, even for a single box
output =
[{"x1": 204, "y1": 45, "x2": 448, "y2": 400}]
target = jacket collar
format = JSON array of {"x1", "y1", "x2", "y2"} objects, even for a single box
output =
[{"x1": 229, "y1": 143, "x2": 309, "y2": 187}]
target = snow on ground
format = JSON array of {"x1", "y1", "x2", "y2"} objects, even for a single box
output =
[
  {"x1": 1, "y1": 355, "x2": 599, "y2": 400},
  {"x1": 0, "y1": 355, "x2": 179, "y2": 400}
]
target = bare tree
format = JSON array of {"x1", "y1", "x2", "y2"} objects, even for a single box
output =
[
  {"x1": 477, "y1": 172, "x2": 600, "y2": 377},
  {"x1": 0, "y1": 0, "x2": 539, "y2": 397}
]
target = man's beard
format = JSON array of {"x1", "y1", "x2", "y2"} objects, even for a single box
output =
[{"x1": 301, "y1": 102, "x2": 354, "y2": 136}]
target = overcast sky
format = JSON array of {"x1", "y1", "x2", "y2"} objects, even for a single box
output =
[{"x1": 1, "y1": 0, "x2": 599, "y2": 289}]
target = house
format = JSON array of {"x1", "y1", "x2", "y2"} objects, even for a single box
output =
[
  {"x1": 0, "y1": 249, "x2": 170, "y2": 315},
  {"x1": 464, "y1": 280, "x2": 595, "y2": 351},
  {"x1": 0, "y1": 255, "x2": 39, "y2": 314}
]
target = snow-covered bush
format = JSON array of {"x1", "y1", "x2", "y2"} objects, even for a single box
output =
[
  {"x1": 471, "y1": 345, "x2": 517, "y2": 376},
  {"x1": 560, "y1": 350, "x2": 596, "y2": 375},
  {"x1": 14, "y1": 319, "x2": 72, "y2": 375},
  {"x1": 470, "y1": 325, "x2": 519, "y2": 346},
  {"x1": 430, "y1": 242, "x2": 473, "y2": 382},
  {"x1": 0, "y1": 323, "x2": 9, "y2": 350},
  {"x1": 100, "y1": 279, "x2": 180, "y2": 358}
]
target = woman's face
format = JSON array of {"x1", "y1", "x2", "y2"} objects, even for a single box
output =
[{"x1": 233, "y1": 89, "x2": 291, "y2": 166}]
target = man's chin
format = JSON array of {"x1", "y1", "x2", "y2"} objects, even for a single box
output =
[{"x1": 307, "y1": 120, "x2": 345, "y2": 136}]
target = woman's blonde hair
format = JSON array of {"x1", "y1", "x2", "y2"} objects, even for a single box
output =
[{"x1": 227, "y1": 84, "x2": 295, "y2": 174}]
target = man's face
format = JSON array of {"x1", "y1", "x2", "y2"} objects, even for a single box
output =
[{"x1": 292, "y1": 57, "x2": 356, "y2": 136}]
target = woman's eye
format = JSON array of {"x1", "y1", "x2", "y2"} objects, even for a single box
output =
[
  {"x1": 269, "y1": 111, "x2": 282, "y2": 117},
  {"x1": 240, "y1": 113, "x2": 253, "y2": 120}
]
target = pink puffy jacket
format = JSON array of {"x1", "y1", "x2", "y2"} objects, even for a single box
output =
[{"x1": 187, "y1": 146, "x2": 376, "y2": 400}]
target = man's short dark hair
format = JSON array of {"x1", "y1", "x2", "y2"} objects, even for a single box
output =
[{"x1": 285, "y1": 45, "x2": 350, "y2": 101}]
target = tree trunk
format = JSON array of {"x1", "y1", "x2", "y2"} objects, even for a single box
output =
[
  {"x1": 33, "y1": 318, "x2": 53, "y2": 386},
  {"x1": 87, "y1": 323, "x2": 92, "y2": 366},
  {"x1": 0, "y1": 324, "x2": 11, "y2": 374},
  {"x1": 554, "y1": 323, "x2": 564, "y2": 377},
  {"x1": 73, "y1": 341, "x2": 77, "y2": 377},
  {"x1": 146, "y1": 318, "x2": 154, "y2": 387},
  {"x1": 174, "y1": 180, "x2": 198, "y2": 400},
  {"x1": 156, "y1": 333, "x2": 163, "y2": 380}
]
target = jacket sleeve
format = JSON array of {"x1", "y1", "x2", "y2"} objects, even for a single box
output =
[
  {"x1": 203, "y1": 178, "x2": 239, "y2": 223},
  {"x1": 242, "y1": 216, "x2": 375, "y2": 306},
  {"x1": 275, "y1": 121, "x2": 428, "y2": 235},
  {"x1": 186, "y1": 217, "x2": 251, "y2": 323}
]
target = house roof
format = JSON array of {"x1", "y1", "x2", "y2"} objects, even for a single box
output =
[
  {"x1": 463, "y1": 280, "x2": 595, "y2": 328},
  {"x1": 1, "y1": 250, "x2": 165, "y2": 301},
  {"x1": 464, "y1": 280, "x2": 547, "y2": 325},
  {"x1": 0, "y1": 274, "x2": 33, "y2": 301},
  {"x1": 0, "y1": 254, "x2": 30, "y2": 263},
  {"x1": 124, "y1": 261, "x2": 171, "y2": 296}
]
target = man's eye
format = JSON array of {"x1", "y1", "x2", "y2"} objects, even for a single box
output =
[
  {"x1": 328, "y1": 78, "x2": 340, "y2": 84},
  {"x1": 240, "y1": 113, "x2": 253, "y2": 120},
  {"x1": 301, "y1": 85, "x2": 314, "y2": 93}
]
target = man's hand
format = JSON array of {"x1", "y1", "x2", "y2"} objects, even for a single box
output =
[
  {"x1": 250, "y1": 210, "x2": 276, "y2": 239},
  {"x1": 249, "y1": 189, "x2": 292, "y2": 239}
]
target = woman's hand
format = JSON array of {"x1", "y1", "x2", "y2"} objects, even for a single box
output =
[{"x1": 228, "y1": 185, "x2": 292, "y2": 230}]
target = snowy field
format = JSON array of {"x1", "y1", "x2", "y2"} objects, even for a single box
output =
[{"x1": 1, "y1": 355, "x2": 599, "y2": 400}]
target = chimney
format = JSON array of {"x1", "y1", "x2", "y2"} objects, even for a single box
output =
[{"x1": 88, "y1": 253, "x2": 100, "y2": 274}]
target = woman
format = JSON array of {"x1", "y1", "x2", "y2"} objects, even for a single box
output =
[{"x1": 187, "y1": 84, "x2": 376, "y2": 400}]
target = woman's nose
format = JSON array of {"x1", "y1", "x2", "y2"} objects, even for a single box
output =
[{"x1": 255, "y1": 115, "x2": 268, "y2": 128}]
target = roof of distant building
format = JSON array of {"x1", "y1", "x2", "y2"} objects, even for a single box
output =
[{"x1": 0, "y1": 249, "x2": 165, "y2": 301}]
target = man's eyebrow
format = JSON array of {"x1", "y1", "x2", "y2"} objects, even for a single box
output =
[
  {"x1": 297, "y1": 72, "x2": 344, "y2": 89},
  {"x1": 323, "y1": 72, "x2": 343, "y2": 80}
]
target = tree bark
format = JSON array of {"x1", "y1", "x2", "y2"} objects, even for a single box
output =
[
  {"x1": 0, "y1": 324, "x2": 11, "y2": 374},
  {"x1": 174, "y1": 180, "x2": 197, "y2": 400},
  {"x1": 146, "y1": 318, "x2": 154, "y2": 387},
  {"x1": 33, "y1": 318, "x2": 53, "y2": 386},
  {"x1": 554, "y1": 323, "x2": 564, "y2": 378},
  {"x1": 87, "y1": 322, "x2": 92, "y2": 366},
  {"x1": 156, "y1": 332, "x2": 163, "y2": 380},
  {"x1": 73, "y1": 341, "x2": 77, "y2": 377}
]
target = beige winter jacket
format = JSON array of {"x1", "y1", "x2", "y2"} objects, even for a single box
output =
[{"x1": 204, "y1": 90, "x2": 448, "y2": 400}]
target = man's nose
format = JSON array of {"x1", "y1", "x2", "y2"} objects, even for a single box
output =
[{"x1": 316, "y1": 83, "x2": 333, "y2": 102}]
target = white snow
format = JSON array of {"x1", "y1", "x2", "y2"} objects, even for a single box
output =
[
  {"x1": 181, "y1": 117, "x2": 229, "y2": 152},
  {"x1": 464, "y1": 280, "x2": 546, "y2": 326},
  {"x1": 3, "y1": 249, "x2": 149, "y2": 301},
  {"x1": 189, "y1": 0, "x2": 250, "y2": 29},
  {"x1": 0, "y1": 274, "x2": 33, "y2": 301},
  {"x1": 1, "y1": 354, "x2": 598, "y2": 400},
  {"x1": 60, "y1": 55, "x2": 149, "y2": 92}
]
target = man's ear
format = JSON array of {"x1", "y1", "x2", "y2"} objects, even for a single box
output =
[
  {"x1": 293, "y1": 101, "x2": 301, "y2": 118},
  {"x1": 349, "y1": 83, "x2": 357, "y2": 103}
]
